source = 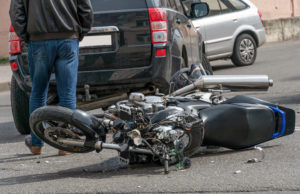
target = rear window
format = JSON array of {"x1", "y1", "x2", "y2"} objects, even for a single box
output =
[
  {"x1": 219, "y1": 0, "x2": 248, "y2": 12},
  {"x1": 228, "y1": 0, "x2": 248, "y2": 10},
  {"x1": 91, "y1": 0, "x2": 147, "y2": 11},
  {"x1": 150, "y1": 0, "x2": 169, "y2": 8},
  {"x1": 188, "y1": 0, "x2": 247, "y2": 17},
  {"x1": 168, "y1": 0, "x2": 176, "y2": 9}
]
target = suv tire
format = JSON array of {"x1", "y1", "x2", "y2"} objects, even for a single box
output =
[
  {"x1": 202, "y1": 53, "x2": 213, "y2": 75},
  {"x1": 11, "y1": 76, "x2": 30, "y2": 135},
  {"x1": 232, "y1": 34, "x2": 257, "y2": 66}
]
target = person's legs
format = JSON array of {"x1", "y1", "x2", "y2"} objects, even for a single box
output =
[
  {"x1": 28, "y1": 40, "x2": 55, "y2": 148},
  {"x1": 55, "y1": 38, "x2": 79, "y2": 110},
  {"x1": 53, "y1": 39, "x2": 78, "y2": 156}
]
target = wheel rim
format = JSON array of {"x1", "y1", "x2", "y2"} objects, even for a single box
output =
[
  {"x1": 37, "y1": 120, "x2": 94, "y2": 153},
  {"x1": 239, "y1": 38, "x2": 255, "y2": 63}
]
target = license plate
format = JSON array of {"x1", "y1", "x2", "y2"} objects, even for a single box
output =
[{"x1": 79, "y1": 35, "x2": 112, "y2": 47}]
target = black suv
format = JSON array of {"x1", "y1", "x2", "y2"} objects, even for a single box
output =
[{"x1": 9, "y1": 0, "x2": 212, "y2": 134}]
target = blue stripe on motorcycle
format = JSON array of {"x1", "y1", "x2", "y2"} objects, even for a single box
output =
[{"x1": 269, "y1": 106, "x2": 286, "y2": 139}]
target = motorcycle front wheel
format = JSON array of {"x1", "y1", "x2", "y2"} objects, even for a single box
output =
[{"x1": 30, "y1": 106, "x2": 97, "y2": 153}]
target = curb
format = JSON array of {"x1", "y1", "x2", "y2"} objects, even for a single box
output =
[{"x1": 0, "y1": 82, "x2": 10, "y2": 93}]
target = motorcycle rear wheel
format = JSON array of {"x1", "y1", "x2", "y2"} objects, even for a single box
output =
[{"x1": 30, "y1": 106, "x2": 97, "y2": 153}]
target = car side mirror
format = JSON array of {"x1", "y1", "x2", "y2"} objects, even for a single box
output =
[{"x1": 190, "y1": 2, "x2": 210, "y2": 18}]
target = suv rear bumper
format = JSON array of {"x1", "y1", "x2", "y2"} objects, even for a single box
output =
[{"x1": 9, "y1": 44, "x2": 175, "y2": 97}]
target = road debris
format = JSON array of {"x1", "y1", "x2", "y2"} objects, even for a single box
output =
[
  {"x1": 247, "y1": 158, "x2": 259, "y2": 163},
  {"x1": 247, "y1": 146, "x2": 265, "y2": 164},
  {"x1": 234, "y1": 170, "x2": 242, "y2": 174}
]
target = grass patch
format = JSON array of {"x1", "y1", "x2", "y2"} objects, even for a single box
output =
[{"x1": 0, "y1": 57, "x2": 9, "y2": 65}]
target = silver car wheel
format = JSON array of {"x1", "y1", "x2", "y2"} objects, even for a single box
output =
[{"x1": 239, "y1": 38, "x2": 255, "y2": 63}]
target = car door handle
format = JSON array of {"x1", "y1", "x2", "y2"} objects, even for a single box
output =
[
  {"x1": 187, "y1": 24, "x2": 192, "y2": 28},
  {"x1": 233, "y1": 19, "x2": 238, "y2": 22}
]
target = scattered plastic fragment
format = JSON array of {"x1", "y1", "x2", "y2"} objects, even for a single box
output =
[
  {"x1": 137, "y1": 186, "x2": 142, "y2": 188},
  {"x1": 210, "y1": 161, "x2": 215, "y2": 163},
  {"x1": 254, "y1": 146, "x2": 265, "y2": 160},
  {"x1": 247, "y1": 146, "x2": 265, "y2": 164},
  {"x1": 247, "y1": 158, "x2": 259, "y2": 163},
  {"x1": 234, "y1": 170, "x2": 241, "y2": 174},
  {"x1": 45, "y1": 160, "x2": 50, "y2": 164}
]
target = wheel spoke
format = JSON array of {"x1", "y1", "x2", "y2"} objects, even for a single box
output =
[
  {"x1": 241, "y1": 40, "x2": 247, "y2": 48},
  {"x1": 246, "y1": 39, "x2": 250, "y2": 47},
  {"x1": 241, "y1": 52, "x2": 247, "y2": 57}
]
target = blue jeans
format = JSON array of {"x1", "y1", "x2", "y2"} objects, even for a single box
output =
[{"x1": 28, "y1": 39, "x2": 79, "y2": 147}]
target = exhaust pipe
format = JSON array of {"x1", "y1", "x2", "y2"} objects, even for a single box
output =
[{"x1": 171, "y1": 75, "x2": 273, "y2": 96}]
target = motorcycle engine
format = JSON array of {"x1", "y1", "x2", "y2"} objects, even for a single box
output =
[
  {"x1": 113, "y1": 92, "x2": 166, "y2": 121},
  {"x1": 108, "y1": 92, "x2": 197, "y2": 170}
]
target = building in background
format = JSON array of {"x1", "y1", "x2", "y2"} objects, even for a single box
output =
[
  {"x1": 0, "y1": 0, "x2": 11, "y2": 58},
  {"x1": 251, "y1": 0, "x2": 300, "y2": 19},
  {"x1": 1, "y1": 0, "x2": 300, "y2": 58}
]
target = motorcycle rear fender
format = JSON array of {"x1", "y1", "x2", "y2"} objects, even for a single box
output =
[
  {"x1": 199, "y1": 96, "x2": 295, "y2": 149},
  {"x1": 224, "y1": 95, "x2": 295, "y2": 136}
]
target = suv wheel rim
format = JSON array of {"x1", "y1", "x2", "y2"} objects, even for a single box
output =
[{"x1": 239, "y1": 39, "x2": 255, "y2": 63}]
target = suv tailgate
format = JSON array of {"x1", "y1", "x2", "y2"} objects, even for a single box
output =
[{"x1": 79, "y1": 0, "x2": 152, "y2": 71}]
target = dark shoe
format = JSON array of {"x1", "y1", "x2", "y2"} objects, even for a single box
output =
[
  {"x1": 58, "y1": 150, "x2": 72, "y2": 156},
  {"x1": 25, "y1": 135, "x2": 42, "y2": 155}
]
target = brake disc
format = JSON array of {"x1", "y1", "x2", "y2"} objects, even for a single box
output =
[{"x1": 44, "y1": 126, "x2": 82, "y2": 146}]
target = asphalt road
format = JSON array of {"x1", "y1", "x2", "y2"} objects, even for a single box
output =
[{"x1": 0, "y1": 41, "x2": 300, "y2": 193}]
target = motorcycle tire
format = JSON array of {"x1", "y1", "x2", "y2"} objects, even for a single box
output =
[{"x1": 30, "y1": 106, "x2": 96, "y2": 153}]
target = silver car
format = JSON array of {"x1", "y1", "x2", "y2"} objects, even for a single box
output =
[{"x1": 183, "y1": 0, "x2": 266, "y2": 66}]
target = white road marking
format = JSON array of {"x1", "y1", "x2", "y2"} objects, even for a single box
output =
[{"x1": 295, "y1": 127, "x2": 300, "y2": 131}]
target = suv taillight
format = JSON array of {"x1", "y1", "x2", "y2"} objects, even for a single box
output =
[
  {"x1": 9, "y1": 25, "x2": 21, "y2": 54},
  {"x1": 258, "y1": 10, "x2": 263, "y2": 25},
  {"x1": 148, "y1": 8, "x2": 168, "y2": 44}
]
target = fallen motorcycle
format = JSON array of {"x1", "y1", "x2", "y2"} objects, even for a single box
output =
[{"x1": 29, "y1": 66, "x2": 295, "y2": 173}]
